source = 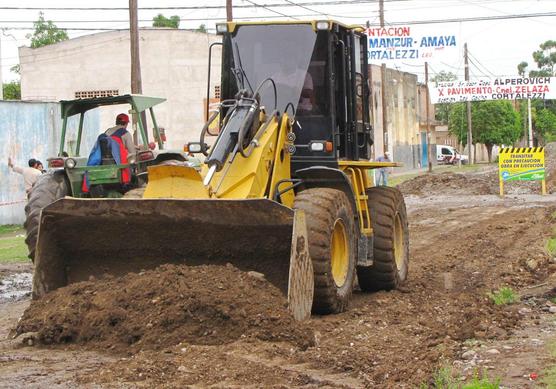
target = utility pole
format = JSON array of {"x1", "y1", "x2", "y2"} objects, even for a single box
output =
[
  {"x1": 379, "y1": 0, "x2": 384, "y2": 28},
  {"x1": 379, "y1": 0, "x2": 388, "y2": 154},
  {"x1": 226, "y1": 0, "x2": 233, "y2": 22},
  {"x1": 425, "y1": 62, "x2": 432, "y2": 172},
  {"x1": 464, "y1": 43, "x2": 474, "y2": 164},
  {"x1": 129, "y1": 0, "x2": 143, "y2": 143},
  {"x1": 527, "y1": 99, "x2": 533, "y2": 147}
]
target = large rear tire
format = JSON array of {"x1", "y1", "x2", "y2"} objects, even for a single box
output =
[
  {"x1": 24, "y1": 171, "x2": 69, "y2": 261},
  {"x1": 357, "y1": 186, "x2": 409, "y2": 291},
  {"x1": 294, "y1": 188, "x2": 356, "y2": 314}
]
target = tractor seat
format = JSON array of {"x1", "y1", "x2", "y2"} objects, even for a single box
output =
[{"x1": 99, "y1": 137, "x2": 116, "y2": 165}]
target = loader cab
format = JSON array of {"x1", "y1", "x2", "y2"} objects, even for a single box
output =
[{"x1": 218, "y1": 21, "x2": 372, "y2": 172}]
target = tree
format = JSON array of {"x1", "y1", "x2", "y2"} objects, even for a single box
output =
[
  {"x1": 3, "y1": 81, "x2": 21, "y2": 100},
  {"x1": 10, "y1": 64, "x2": 20, "y2": 75},
  {"x1": 449, "y1": 101, "x2": 522, "y2": 162},
  {"x1": 196, "y1": 24, "x2": 207, "y2": 33},
  {"x1": 152, "y1": 14, "x2": 180, "y2": 28},
  {"x1": 430, "y1": 70, "x2": 457, "y2": 123},
  {"x1": 534, "y1": 108, "x2": 556, "y2": 142},
  {"x1": 26, "y1": 12, "x2": 69, "y2": 48},
  {"x1": 517, "y1": 41, "x2": 556, "y2": 144}
]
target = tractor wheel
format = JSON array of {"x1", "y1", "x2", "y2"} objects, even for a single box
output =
[
  {"x1": 357, "y1": 186, "x2": 409, "y2": 291},
  {"x1": 294, "y1": 188, "x2": 356, "y2": 314},
  {"x1": 24, "y1": 171, "x2": 69, "y2": 262}
]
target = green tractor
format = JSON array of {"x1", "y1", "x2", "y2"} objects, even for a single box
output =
[{"x1": 24, "y1": 94, "x2": 188, "y2": 260}]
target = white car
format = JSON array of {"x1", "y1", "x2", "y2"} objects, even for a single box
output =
[{"x1": 437, "y1": 144, "x2": 468, "y2": 164}]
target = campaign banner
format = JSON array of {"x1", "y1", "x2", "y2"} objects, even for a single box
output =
[
  {"x1": 498, "y1": 147, "x2": 545, "y2": 182},
  {"x1": 429, "y1": 77, "x2": 556, "y2": 103},
  {"x1": 366, "y1": 26, "x2": 457, "y2": 62}
]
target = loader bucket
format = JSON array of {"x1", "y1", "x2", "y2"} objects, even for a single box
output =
[{"x1": 32, "y1": 198, "x2": 314, "y2": 321}]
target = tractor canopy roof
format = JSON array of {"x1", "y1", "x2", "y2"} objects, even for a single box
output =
[{"x1": 60, "y1": 94, "x2": 166, "y2": 118}]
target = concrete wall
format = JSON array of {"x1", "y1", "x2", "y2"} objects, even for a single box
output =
[
  {"x1": 0, "y1": 101, "x2": 99, "y2": 225},
  {"x1": 20, "y1": 29, "x2": 221, "y2": 150}
]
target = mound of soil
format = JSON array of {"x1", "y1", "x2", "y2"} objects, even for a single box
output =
[
  {"x1": 16, "y1": 264, "x2": 314, "y2": 353},
  {"x1": 400, "y1": 142, "x2": 556, "y2": 196},
  {"x1": 398, "y1": 171, "x2": 493, "y2": 196}
]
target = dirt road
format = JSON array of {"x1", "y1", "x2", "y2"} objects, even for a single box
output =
[{"x1": 0, "y1": 171, "x2": 555, "y2": 388}]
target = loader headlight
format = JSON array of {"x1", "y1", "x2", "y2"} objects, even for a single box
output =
[
  {"x1": 65, "y1": 158, "x2": 76, "y2": 168},
  {"x1": 309, "y1": 142, "x2": 325, "y2": 152},
  {"x1": 315, "y1": 21, "x2": 330, "y2": 31},
  {"x1": 187, "y1": 142, "x2": 202, "y2": 153},
  {"x1": 216, "y1": 23, "x2": 228, "y2": 34}
]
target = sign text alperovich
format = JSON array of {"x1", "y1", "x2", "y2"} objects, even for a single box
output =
[{"x1": 429, "y1": 77, "x2": 556, "y2": 104}]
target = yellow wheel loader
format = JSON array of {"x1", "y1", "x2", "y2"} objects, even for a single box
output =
[{"x1": 32, "y1": 21, "x2": 409, "y2": 321}]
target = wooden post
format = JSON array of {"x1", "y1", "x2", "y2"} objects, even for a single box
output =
[
  {"x1": 129, "y1": 0, "x2": 144, "y2": 145},
  {"x1": 226, "y1": 0, "x2": 233, "y2": 22},
  {"x1": 464, "y1": 43, "x2": 473, "y2": 164},
  {"x1": 425, "y1": 62, "x2": 432, "y2": 172}
]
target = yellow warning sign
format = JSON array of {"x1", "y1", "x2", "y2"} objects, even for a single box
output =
[{"x1": 498, "y1": 147, "x2": 546, "y2": 196}]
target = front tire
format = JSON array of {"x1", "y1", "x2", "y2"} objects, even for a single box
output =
[
  {"x1": 294, "y1": 188, "x2": 357, "y2": 314},
  {"x1": 24, "y1": 171, "x2": 69, "y2": 261},
  {"x1": 357, "y1": 186, "x2": 409, "y2": 291}
]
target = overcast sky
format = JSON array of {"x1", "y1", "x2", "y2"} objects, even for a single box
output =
[{"x1": 1, "y1": 0, "x2": 555, "y2": 83}]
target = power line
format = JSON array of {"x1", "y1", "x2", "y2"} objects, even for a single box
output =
[
  {"x1": 0, "y1": 1, "x2": 406, "y2": 11},
  {"x1": 282, "y1": 0, "x2": 330, "y2": 18},
  {"x1": 468, "y1": 57, "x2": 491, "y2": 78},
  {"x1": 0, "y1": 0, "x2": 528, "y2": 11},
  {"x1": 243, "y1": 0, "x2": 300, "y2": 19},
  {"x1": 467, "y1": 50, "x2": 498, "y2": 77}
]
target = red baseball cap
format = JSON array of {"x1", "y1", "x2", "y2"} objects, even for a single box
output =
[{"x1": 116, "y1": 113, "x2": 130, "y2": 124}]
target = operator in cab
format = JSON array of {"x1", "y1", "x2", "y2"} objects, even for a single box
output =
[{"x1": 105, "y1": 113, "x2": 137, "y2": 155}]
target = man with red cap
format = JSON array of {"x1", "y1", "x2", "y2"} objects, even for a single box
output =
[{"x1": 105, "y1": 113, "x2": 136, "y2": 155}]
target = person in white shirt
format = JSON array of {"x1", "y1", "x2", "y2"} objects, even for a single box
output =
[
  {"x1": 8, "y1": 157, "x2": 43, "y2": 195},
  {"x1": 105, "y1": 113, "x2": 137, "y2": 155}
]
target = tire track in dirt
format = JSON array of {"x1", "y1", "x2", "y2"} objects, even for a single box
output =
[{"x1": 0, "y1": 195, "x2": 554, "y2": 388}]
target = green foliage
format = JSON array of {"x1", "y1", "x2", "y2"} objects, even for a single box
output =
[
  {"x1": 26, "y1": 12, "x2": 69, "y2": 48},
  {"x1": 541, "y1": 339, "x2": 556, "y2": 387},
  {"x1": 0, "y1": 225, "x2": 23, "y2": 235},
  {"x1": 535, "y1": 108, "x2": 556, "y2": 142},
  {"x1": 2, "y1": 81, "x2": 21, "y2": 100},
  {"x1": 547, "y1": 238, "x2": 556, "y2": 256},
  {"x1": 531, "y1": 40, "x2": 556, "y2": 77},
  {"x1": 488, "y1": 287, "x2": 519, "y2": 305},
  {"x1": 0, "y1": 226, "x2": 27, "y2": 263},
  {"x1": 152, "y1": 14, "x2": 180, "y2": 28},
  {"x1": 517, "y1": 61, "x2": 529, "y2": 77},
  {"x1": 10, "y1": 64, "x2": 20, "y2": 75},
  {"x1": 424, "y1": 366, "x2": 500, "y2": 389},
  {"x1": 517, "y1": 40, "x2": 556, "y2": 77},
  {"x1": 431, "y1": 71, "x2": 458, "y2": 123},
  {"x1": 448, "y1": 101, "x2": 522, "y2": 160},
  {"x1": 473, "y1": 101, "x2": 522, "y2": 146},
  {"x1": 197, "y1": 24, "x2": 207, "y2": 33}
]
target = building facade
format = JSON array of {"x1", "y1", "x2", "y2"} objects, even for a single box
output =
[
  {"x1": 369, "y1": 64, "x2": 437, "y2": 171},
  {"x1": 19, "y1": 29, "x2": 433, "y2": 172},
  {"x1": 20, "y1": 28, "x2": 221, "y2": 150}
]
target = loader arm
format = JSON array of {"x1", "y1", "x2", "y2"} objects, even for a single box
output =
[{"x1": 144, "y1": 102, "x2": 295, "y2": 207}]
